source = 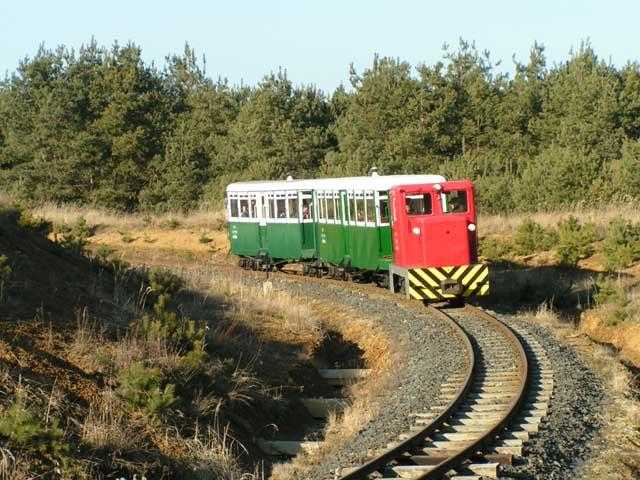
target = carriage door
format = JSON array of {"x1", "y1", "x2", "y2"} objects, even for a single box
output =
[
  {"x1": 301, "y1": 191, "x2": 316, "y2": 254},
  {"x1": 256, "y1": 193, "x2": 267, "y2": 252}
]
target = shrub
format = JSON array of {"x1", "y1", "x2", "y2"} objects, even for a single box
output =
[
  {"x1": 160, "y1": 218, "x2": 181, "y2": 230},
  {"x1": 479, "y1": 237, "x2": 512, "y2": 261},
  {"x1": 594, "y1": 277, "x2": 628, "y2": 306},
  {"x1": 0, "y1": 255, "x2": 11, "y2": 302},
  {"x1": 16, "y1": 210, "x2": 52, "y2": 237},
  {"x1": 148, "y1": 268, "x2": 184, "y2": 298},
  {"x1": 593, "y1": 277, "x2": 634, "y2": 326},
  {"x1": 0, "y1": 395, "x2": 68, "y2": 460},
  {"x1": 120, "y1": 232, "x2": 137, "y2": 243},
  {"x1": 199, "y1": 232, "x2": 213, "y2": 244},
  {"x1": 555, "y1": 216, "x2": 597, "y2": 266},
  {"x1": 117, "y1": 362, "x2": 176, "y2": 415},
  {"x1": 55, "y1": 217, "x2": 93, "y2": 253},
  {"x1": 94, "y1": 245, "x2": 116, "y2": 263},
  {"x1": 140, "y1": 295, "x2": 205, "y2": 353},
  {"x1": 512, "y1": 219, "x2": 558, "y2": 255},
  {"x1": 602, "y1": 218, "x2": 640, "y2": 271}
]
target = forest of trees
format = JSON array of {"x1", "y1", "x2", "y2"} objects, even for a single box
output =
[{"x1": 0, "y1": 39, "x2": 639, "y2": 214}]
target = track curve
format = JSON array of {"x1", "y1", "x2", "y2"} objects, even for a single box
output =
[{"x1": 337, "y1": 304, "x2": 532, "y2": 479}]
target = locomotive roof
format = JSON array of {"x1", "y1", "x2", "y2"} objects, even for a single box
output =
[{"x1": 226, "y1": 174, "x2": 447, "y2": 193}]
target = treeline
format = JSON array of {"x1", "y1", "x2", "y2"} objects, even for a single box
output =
[{"x1": 0, "y1": 39, "x2": 639, "y2": 213}]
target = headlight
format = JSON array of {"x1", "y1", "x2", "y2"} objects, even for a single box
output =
[
  {"x1": 468, "y1": 223, "x2": 476, "y2": 232},
  {"x1": 412, "y1": 227, "x2": 421, "y2": 235}
]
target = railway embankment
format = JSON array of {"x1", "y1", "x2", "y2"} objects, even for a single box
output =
[
  {"x1": 263, "y1": 276, "x2": 467, "y2": 479},
  {"x1": 16, "y1": 202, "x2": 640, "y2": 479}
]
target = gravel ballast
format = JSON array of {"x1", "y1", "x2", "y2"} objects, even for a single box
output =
[
  {"x1": 498, "y1": 314, "x2": 606, "y2": 480},
  {"x1": 265, "y1": 276, "x2": 468, "y2": 479},
  {"x1": 232, "y1": 271, "x2": 607, "y2": 480}
]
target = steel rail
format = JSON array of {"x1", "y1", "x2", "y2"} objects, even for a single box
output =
[
  {"x1": 337, "y1": 304, "x2": 529, "y2": 480},
  {"x1": 337, "y1": 306, "x2": 475, "y2": 480},
  {"x1": 414, "y1": 304, "x2": 530, "y2": 479}
]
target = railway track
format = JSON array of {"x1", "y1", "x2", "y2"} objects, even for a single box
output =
[{"x1": 338, "y1": 304, "x2": 554, "y2": 479}]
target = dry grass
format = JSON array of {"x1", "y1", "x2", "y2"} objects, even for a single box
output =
[
  {"x1": 479, "y1": 202, "x2": 640, "y2": 236},
  {"x1": 529, "y1": 305, "x2": 640, "y2": 479},
  {"x1": 579, "y1": 284, "x2": 640, "y2": 367},
  {"x1": 0, "y1": 448, "x2": 29, "y2": 480},
  {"x1": 81, "y1": 389, "x2": 143, "y2": 451},
  {"x1": 208, "y1": 275, "x2": 323, "y2": 347},
  {"x1": 270, "y1": 301, "x2": 397, "y2": 479},
  {"x1": 182, "y1": 424, "x2": 262, "y2": 480},
  {"x1": 30, "y1": 202, "x2": 226, "y2": 232}
]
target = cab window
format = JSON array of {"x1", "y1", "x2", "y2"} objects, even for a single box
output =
[
  {"x1": 406, "y1": 194, "x2": 432, "y2": 215},
  {"x1": 442, "y1": 190, "x2": 468, "y2": 213}
]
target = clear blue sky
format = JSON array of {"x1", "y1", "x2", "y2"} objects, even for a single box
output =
[{"x1": 1, "y1": 0, "x2": 638, "y2": 93}]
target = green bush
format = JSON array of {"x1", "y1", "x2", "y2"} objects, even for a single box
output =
[
  {"x1": 512, "y1": 219, "x2": 558, "y2": 255},
  {"x1": 602, "y1": 218, "x2": 640, "y2": 271},
  {"x1": 479, "y1": 237, "x2": 512, "y2": 261},
  {"x1": 17, "y1": 210, "x2": 52, "y2": 237},
  {"x1": 140, "y1": 295, "x2": 206, "y2": 353},
  {"x1": 117, "y1": 362, "x2": 176, "y2": 415},
  {"x1": 119, "y1": 232, "x2": 137, "y2": 243},
  {"x1": 198, "y1": 232, "x2": 213, "y2": 244},
  {"x1": 160, "y1": 218, "x2": 181, "y2": 230},
  {"x1": 0, "y1": 255, "x2": 11, "y2": 302},
  {"x1": 55, "y1": 217, "x2": 93, "y2": 253},
  {"x1": 555, "y1": 216, "x2": 597, "y2": 266},
  {"x1": 593, "y1": 277, "x2": 628, "y2": 306},
  {"x1": 148, "y1": 268, "x2": 184, "y2": 298},
  {"x1": 94, "y1": 244, "x2": 116, "y2": 262},
  {"x1": 0, "y1": 395, "x2": 68, "y2": 460}
]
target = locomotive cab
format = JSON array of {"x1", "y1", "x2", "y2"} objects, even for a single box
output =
[{"x1": 389, "y1": 180, "x2": 488, "y2": 301}]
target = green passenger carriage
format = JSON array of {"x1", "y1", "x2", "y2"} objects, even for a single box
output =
[
  {"x1": 226, "y1": 173, "x2": 489, "y2": 302},
  {"x1": 226, "y1": 174, "x2": 444, "y2": 274}
]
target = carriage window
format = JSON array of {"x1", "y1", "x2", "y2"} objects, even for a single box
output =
[
  {"x1": 230, "y1": 197, "x2": 239, "y2": 218},
  {"x1": 378, "y1": 198, "x2": 389, "y2": 224},
  {"x1": 319, "y1": 195, "x2": 325, "y2": 220},
  {"x1": 365, "y1": 196, "x2": 375, "y2": 224},
  {"x1": 288, "y1": 195, "x2": 299, "y2": 219},
  {"x1": 335, "y1": 198, "x2": 342, "y2": 221},
  {"x1": 442, "y1": 190, "x2": 468, "y2": 213},
  {"x1": 326, "y1": 196, "x2": 335, "y2": 220},
  {"x1": 250, "y1": 198, "x2": 257, "y2": 218},
  {"x1": 406, "y1": 194, "x2": 432, "y2": 215},
  {"x1": 349, "y1": 196, "x2": 356, "y2": 222},
  {"x1": 239, "y1": 198, "x2": 250, "y2": 217},
  {"x1": 276, "y1": 198, "x2": 287, "y2": 218},
  {"x1": 302, "y1": 197, "x2": 313, "y2": 220},
  {"x1": 269, "y1": 197, "x2": 276, "y2": 218},
  {"x1": 356, "y1": 197, "x2": 365, "y2": 222}
]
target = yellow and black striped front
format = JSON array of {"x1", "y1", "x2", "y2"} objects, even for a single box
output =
[{"x1": 407, "y1": 264, "x2": 489, "y2": 301}]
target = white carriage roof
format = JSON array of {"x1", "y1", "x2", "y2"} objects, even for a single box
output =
[{"x1": 226, "y1": 174, "x2": 447, "y2": 193}]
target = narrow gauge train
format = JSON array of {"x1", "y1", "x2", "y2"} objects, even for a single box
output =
[{"x1": 225, "y1": 173, "x2": 488, "y2": 301}]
